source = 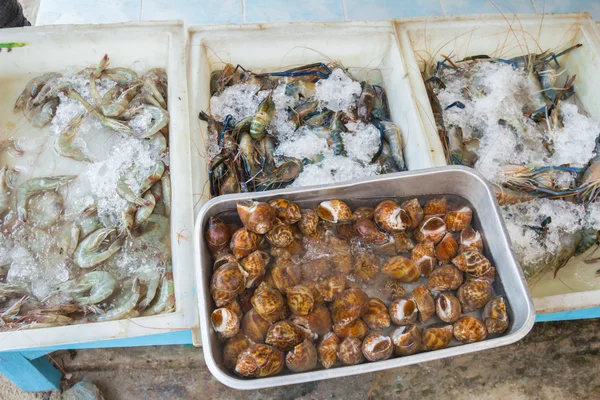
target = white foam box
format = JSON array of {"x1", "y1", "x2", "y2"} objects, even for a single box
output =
[
  {"x1": 394, "y1": 13, "x2": 600, "y2": 318},
  {"x1": 0, "y1": 22, "x2": 198, "y2": 350},
  {"x1": 186, "y1": 21, "x2": 446, "y2": 217}
]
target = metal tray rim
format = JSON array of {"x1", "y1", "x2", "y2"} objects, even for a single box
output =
[{"x1": 194, "y1": 166, "x2": 536, "y2": 390}]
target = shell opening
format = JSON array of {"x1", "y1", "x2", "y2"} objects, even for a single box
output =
[
  {"x1": 211, "y1": 309, "x2": 231, "y2": 332},
  {"x1": 321, "y1": 202, "x2": 338, "y2": 223}
]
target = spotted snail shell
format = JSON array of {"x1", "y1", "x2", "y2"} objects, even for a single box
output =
[
  {"x1": 317, "y1": 200, "x2": 353, "y2": 224},
  {"x1": 269, "y1": 199, "x2": 302, "y2": 225},
  {"x1": 237, "y1": 200, "x2": 276, "y2": 235},
  {"x1": 235, "y1": 344, "x2": 284, "y2": 378},
  {"x1": 362, "y1": 333, "x2": 393, "y2": 362}
]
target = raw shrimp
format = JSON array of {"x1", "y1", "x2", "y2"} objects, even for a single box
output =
[
  {"x1": 148, "y1": 132, "x2": 167, "y2": 156},
  {"x1": 31, "y1": 98, "x2": 59, "y2": 128},
  {"x1": 120, "y1": 204, "x2": 136, "y2": 236},
  {"x1": 492, "y1": 184, "x2": 536, "y2": 206},
  {"x1": 372, "y1": 85, "x2": 390, "y2": 120},
  {"x1": 73, "y1": 228, "x2": 123, "y2": 269},
  {"x1": 304, "y1": 110, "x2": 333, "y2": 128},
  {"x1": 54, "y1": 112, "x2": 92, "y2": 163},
  {"x1": 139, "y1": 161, "x2": 166, "y2": 194},
  {"x1": 0, "y1": 283, "x2": 27, "y2": 301},
  {"x1": 132, "y1": 105, "x2": 169, "y2": 139},
  {"x1": 103, "y1": 67, "x2": 139, "y2": 86},
  {"x1": 66, "y1": 89, "x2": 134, "y2": 135},
  {"x1": 376, "y1": 141, "x2": 401, "y2": 173},
  {"x1": 22, "y1": 314, "x2": 74, "y2": 329},
  {"x1": 256, "y1": 136, "x2": 276, "y2": 175},
  {"x1": 250, "y1": 93, "x2": 275, "y2": 140},
  {"x1": 138, "y1": 214, "x2": 169, "y2": 245},
  {"x1": 291, "y1": 100, "x2": 318, "y2": 128},
  {"x1": 16, "y1": 175, "x2": 76, "y2": 222},
  {"x1": 526, "y1": 230, "x2": 583, "y2": 284},
  {"x1": 68, "y1": 205, "x2": 103, "y2": 257},
  {"x1": 447, "y1": 126, "x2": 464, "y2": 165},
  {"x1": 27, "y1": 191, "x2": 64, "y2": 229},
  {"x1": 53, "y1": 271, "x2": 117, "y2": 305},
  {"x1": 285, "y1": 80, "x2": 316, "y2": 100},
  {"x1": 358, "y1": 82, "x2": 375, "y2": 122},
  {"x1": 201, "y1": 64, "x2": 402, "y2": 194},
  {"x1": 328, "y1": 112, "x2": 345, "y2": 156},
  {"x1": 101, "y1": 83, "x2": 142, "y2": 118},
  {"x1": 92, "y1": 54, "x2": 110, "y2": 79},
  {"x1": 220, "y1": 171, "x2": 240, "y2": 195},
  {"x1": 536, "y1": 63, "x2": 574, "y2": 103},
  {"x1": 29, "y1": 302, "x2": 79, "y2": 319},
  {"x1": 378, "y1": 119, "x2": 406, "y2": 171},
  {"x1": 239, "y1": 132, "x2": 262, "y2": 184},
  {"x1": 75, "y1": 205, "x2": 103, "y2": 239},
  {"x1": 198, "y1": 110, "x2": 223, "y2": 140},
  {"x1": 141, "y1": 270, "x2": 174, "y2": 316},
  {"x1": 146, "y1": 68, "x2": 167, "y2": 90},
  {"x1": 116, "y1": 173, "x2": 150, "y2": 207},
  {"x1": 150, "y1": 181, "x2": 162, "y2": 203},
  {"x1": 1, "y1": 296, "x2": 29, "y2": 322},
  {"x1": 134, "y1": 191, "x2": 156, "y2": 227},
  {"x1": 93, "y1": 278, "x2": 141, "y2": 322},
  {"x1": 140, "y1": 71, "x2": 167, "y2": 109},
  {"x1": 32, "y1": 80, "x2": 72, "y2": 108},
  {"x1": 116, "y1": 162, "x2": 164, "y2": 207},
  {"x1": 575, "y1": 228, "x2": 599, "y2": 256},
  {"x1": 137, "y1": 271, "x2": 161, "y2": 311},
  {"x1": 254, "y1": 158, "x2": 303, "y2": 191},
  {"x1": 89, "y1": 56, "x2": 110, "y2": 108},
  {"x1": 576, "y1": 150, "x2": 600, "y2": 204},
  {"x1": 232, "y1": 115, "x2": 252, "y2": 138},
  {"x1": 3, "y1": 55, "x2": 175, "y2": 329},
  {"x1": 0, "y1": 139, "x2": 23, "y2": 157},
  {"x1": 14, "y1": 72, "x2": 61, "y2": 112}
]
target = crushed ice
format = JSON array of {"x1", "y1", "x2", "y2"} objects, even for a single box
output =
[
  {"x1": 315, "y1": 68, "x2": 361, "y2": 112},
  {"x1": 436, "y1": 61, "x2": 600, "y2": 273},
  {"x1": 208, "y1": 68, "x2": 386, "y2": 188},
  {"x1": 343, "y1": 121, "x2": 381, "y2": 164},
  {"x1": 501, "y1": 199, "x2": 587, "y2": 267},
  {"x1": 291, "y1": 156, "x2": 379, "y2": 188},
  {"x1": 0, "y1": 66, "x2": 169, "y2": 301},
  {"x1": 210, "y1": 84, "x2": 267, "y2": 121}
]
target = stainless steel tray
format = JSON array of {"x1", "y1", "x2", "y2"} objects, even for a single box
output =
[{"x1": 194, "y1": 166, "x2": 535, "y2": 390}]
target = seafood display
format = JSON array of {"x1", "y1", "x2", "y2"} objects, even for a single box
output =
[
  {"x1": 422, "y1": 44, "x2": 600, "y2": 284},
  {"x1": 204, "y1": 196, "x2": 510, "y2": 378},
  {"x1": 0, "y1": 55, "x2": 174, "y2": 330},
  {"x1": 199, "y1": 62, "x2": 407, "y2": 196}
]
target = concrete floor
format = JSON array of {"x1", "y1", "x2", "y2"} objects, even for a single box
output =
[{"x1": 2, "y1": 319, "x2": 600, "y2": 399}]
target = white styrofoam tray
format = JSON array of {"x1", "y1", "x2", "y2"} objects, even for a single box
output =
[
  {"x1": 0, "y1": 22, "x2": 198, "y2": 351},
  {"x1": 394, "y1": 13, "x2": 600, "y2": 315},
  {"x1": 186, "y1": 21, "x2": 447, "y2": 218}
]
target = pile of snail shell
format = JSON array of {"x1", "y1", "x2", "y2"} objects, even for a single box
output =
[{"x1": 205, "y1": 197, "x2": 510, "y2": 378}]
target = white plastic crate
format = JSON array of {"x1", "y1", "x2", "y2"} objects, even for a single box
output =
[
  {"x1": 0, "y1": 22, "x2": 198, "y2": 351},
  {"x1": 186, "y1": 21, "x2": 445, "y2": 217},
  {"x1": 394, "y1": 13, "x2": 600, "y2": 316}
]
